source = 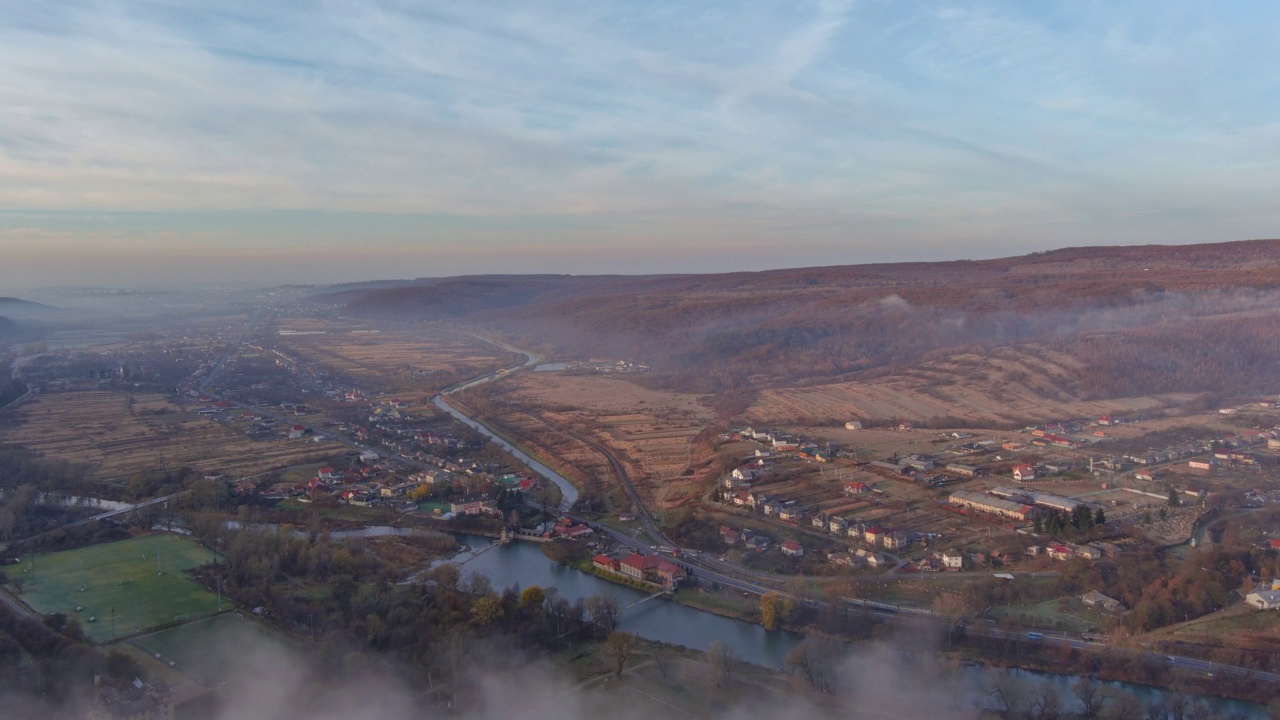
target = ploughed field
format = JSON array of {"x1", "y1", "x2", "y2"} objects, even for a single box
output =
[{"x1": 2, "y1": 391, "x2": 340, "y2": 479}]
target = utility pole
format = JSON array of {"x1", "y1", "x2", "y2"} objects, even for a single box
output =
[
  {"x1": 110, "y1": 606, "x2": 116, "y2": 641},
  {"x1": 134, "y1": 594, "x2": 139, "y2": 632}
]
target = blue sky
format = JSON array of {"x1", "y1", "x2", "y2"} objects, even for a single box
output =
[{"x1": 2, "y1": 1, "x2": 1279, "y2": 287}]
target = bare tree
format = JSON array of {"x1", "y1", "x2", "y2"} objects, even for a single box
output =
[
  {"x1": 785, "y1": 637, "x2": 842, "y2": 694},
  {"x1": 1072, "y1": 677, "x2": 1108, "y2": 719},
  {"x1": 706, "y1": 640, "x2": 737, "y2": 689},
  {"x1": 602, "y1": 631, "x2": 640, "y2": 680},
  {"x1": 584, "y1": 593, "x2": 620, "y2": 635},
  {"x1": 1102, "y1": 690, "x2": 1144, "y2": 720},
  {"x1": 1028, "y1": 684, "x2": 1062, "y2": 720},
  {"x1": 986, "y1": 671, "x2": 1029, "y2": 719}
]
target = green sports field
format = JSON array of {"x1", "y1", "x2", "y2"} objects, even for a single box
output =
[
  {"x1": 131, "y1": 612, "x2": 304, "y2": 686},
  {"x1": 17, "y1": 533, "x2": 223, "y2": 642}
]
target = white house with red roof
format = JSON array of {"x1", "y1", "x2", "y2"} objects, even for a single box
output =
[{"x1": 780, "y1": 540, "x2": 804, "y2": 557}]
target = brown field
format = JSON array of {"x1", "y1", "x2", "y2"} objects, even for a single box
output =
[
  {"x1": 2, "y1": 391, "x2": 342, "y2": 479},
  {"x1": 481, "y1": 372, "x2": 715, "y2": 511},
  {"x1": 748, "y1": 345, "x2": 1196, "y2": 426},
  {"x1": 273, "y1": 325, "x2": 515, "y2": 397}
]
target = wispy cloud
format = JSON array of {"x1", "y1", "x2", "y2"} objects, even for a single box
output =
[{"x1": 1, "y1": 1, "x2": 1279, "y2": 287}]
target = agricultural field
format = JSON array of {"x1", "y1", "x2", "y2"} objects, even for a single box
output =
[
  {"x1": 15, "y1": 533, "x2": 220, "y2": 642},
  {"x1": 272, "y1": 326, "x2": 516, "y2": 398},
  {"x1": 1, "y1": 390, "x2": 342, "y2": 479},
  {"x1": 482, "y1": 372, "x2": 715, "y2": 511},
  {"x1": 1149, "y1": 604, "x2": 1280, "y2": 655},
  {"x1": 130, "y1": 612, "x2": 305, "y2": 686},
  {"x1": 748, "y1": 345, "x2": 1195, "y2": 426}
]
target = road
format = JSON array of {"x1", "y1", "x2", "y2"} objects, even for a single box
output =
[{"x1": 199, "y1": 318, "x2": 1280, "y2": 684}]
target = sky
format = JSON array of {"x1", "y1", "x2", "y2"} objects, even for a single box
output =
[{"x1": 2, "y1": 1, "x2": 1279, "y2": 288}]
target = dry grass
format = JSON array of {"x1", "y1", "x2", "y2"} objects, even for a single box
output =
[
  {"x1": 3, "y1": 390, "x2": 341, "y2": 479},
  {"x1": 484, "y1": 373, "x2": 715, "y2": 511},
  {"x1": 749, "y1": 344, "x2": 1196, "y2": 426}
]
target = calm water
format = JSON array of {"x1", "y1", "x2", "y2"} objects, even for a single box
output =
[
  {"x1": 447, "y1": 535, "x2": 1267, "y2": 718},
  {"x1": 448, "y1": 534, "x2": 804, "y2": 667}
]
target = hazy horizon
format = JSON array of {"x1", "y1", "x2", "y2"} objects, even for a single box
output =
[{"x1": 4, "y1": 1, "x2": 1280, "y2": 288}]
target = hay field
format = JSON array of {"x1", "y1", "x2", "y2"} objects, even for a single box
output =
[
  {"x1": 749, "y1": 345, "x2": 1193, "y2": 426},
  {"x1": 18, "y1": 534, "x2": 220, "y2": 642},
  {"x1": 2, "y1": 391, "x2": 341, "y2": 478}
]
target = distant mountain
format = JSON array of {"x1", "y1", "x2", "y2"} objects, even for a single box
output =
[
  {"x1": 0, "y1": 297, "x2": 58, "y2": 319},
  {"x1": 340, "y1": 239, "x2": 1280, "y2": 403},
  {"x1": 0, "y1": 315, "x2": 20, "y2": 340}
]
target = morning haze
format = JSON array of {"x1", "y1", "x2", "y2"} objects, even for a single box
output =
[{"x1": 2, "y1": 3, "x2": 1280, "y2": 720}]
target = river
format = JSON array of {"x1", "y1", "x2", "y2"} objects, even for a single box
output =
[{"x1": 446, "y1": 534, "x2": 1267, "y2": 718}]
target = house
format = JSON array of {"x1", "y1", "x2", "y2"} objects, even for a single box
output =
[
  {"x1": 863, "y1": 526, "x2": 884, "y2": 545},
  {"x1": 844, "y1": 420, "x2": 863, "y2": 430},
  {"x1": 781, "y1": 540, "x2": 804, "y2": 557},
  {"x1": 844, "y1": 481, "x2": 869, "y2": 496},
  {"x1": 1081, "y1": 590, "x2": 1126, "y2": 613},
  {"x1": 1047, "y1": 544, "x2": 1076, "y2": 561},
  {"x1": 619, "y1": 554, "x2": 649, "y2": 582},
  {"x1": 552, "y1": 518, "x2": 593, "y2": 538},
  {"x1": 317, "y1": 467, "x2": 340, "y2": 482},
  {"x1": 592, "y1": 554, "x2": 619, "y2": 573},
  {"x1": 883, "y1": 532, "x2": 909, "y2": 550},
  {"x1": 761, "y1": 500, "x2": 782, "y2": 516},
  {"x1": 719, "y1": 526, "x2": 740, "y2": 546},
  {"x1": 1245, "y1": 590, "x2": 1280, "y2": 610},
  {"x1": 811, "y1": 513, "x2": 828, "y2": 529},
  {"x1": 778, "y1": 505, "x2": 805, "y2": 523},
  {"x1": 829, "y1": 516, "x2": 850, "y2": 534},
  {"x1": 288, "y1": 424, "x2": 306, "y2": 439},
  {"x1": 829, "y1": 552, "x2": 858, "y2": 567},
  {"x1": 941, "y1": 550, "x2": 964, "y2": 571},
  {"x1": 865, "y1": 553, "x2": 887, "y2": 568},
  {"x1": 1075, "y1": 545, "x2": 1104, "y2": 561},
  {"x1": 1012, "y1": 464, "x2": 1037, "y2": 482},
  {"x1": 746, "y1": 535, "x2": 769, "y2": 552}
]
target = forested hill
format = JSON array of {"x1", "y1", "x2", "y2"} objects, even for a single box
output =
[{"x1": 335, "y1": 239, "x2": 1280, "y2": 398}]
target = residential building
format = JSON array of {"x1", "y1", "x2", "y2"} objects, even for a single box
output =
[
  {"x1": 781, "y1": 540, "x2": 804, "y2": 557},
  {"x1": 941, "y1": 550, "x2": 963, "y2": 571},
  {"x1": 1245, "y1": 590, "x2": 1280, "y2": 610},
  {"x1": 1080, "y1": 590, "x2": 1126, "y2": 613}
]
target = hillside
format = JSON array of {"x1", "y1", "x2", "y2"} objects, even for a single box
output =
[
  {"x1": 339, "y1": 240, "x2": 1280, "y2": 415},
  {"x1": 0, "y1": 298, "x2": 57, "y2": 317},
  {"x1": 0, "y1": 315, "x2": 19, "y2": 341}
]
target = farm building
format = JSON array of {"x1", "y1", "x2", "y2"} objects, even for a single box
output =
[{"x1": 948, "y1": 490, "x2": 1034, "y2": 521}]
